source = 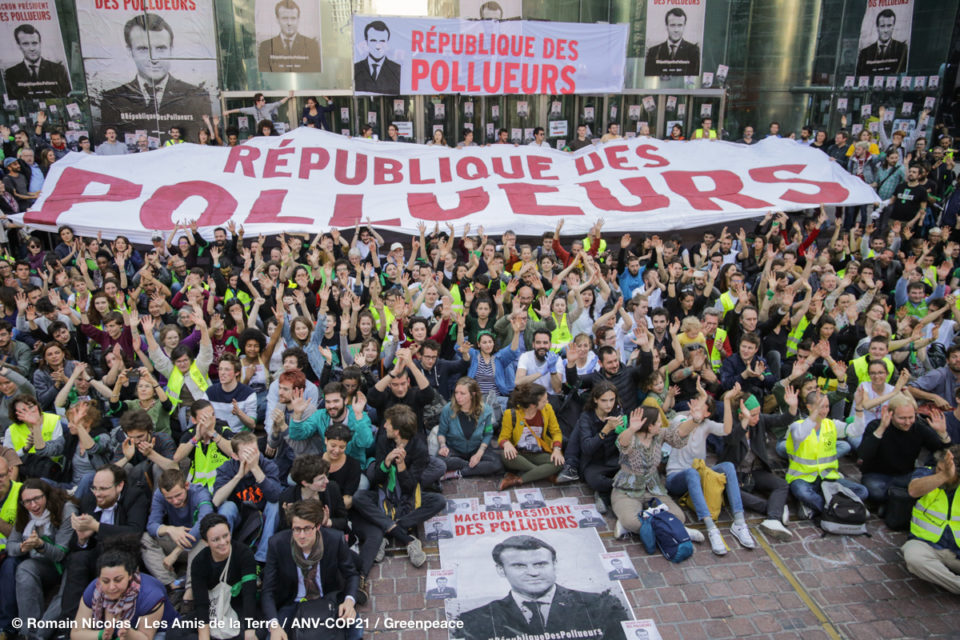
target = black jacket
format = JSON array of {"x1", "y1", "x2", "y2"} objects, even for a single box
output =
[
  {"x1": 569, "y1": 350, "x2": 654, "y2": 413},
  {"x1": 69, "y1": 481, "x2": 149, "y2": 550},
  {"x1": 261, "y1": 528, "x2": 359, "y2": 621},
  {"x1": 720, "y1": 412, "x2": 797, "y2": 473}
]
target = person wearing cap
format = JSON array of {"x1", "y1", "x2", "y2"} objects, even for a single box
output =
[
  {"x1": 2, "y1": 157, "x2": 36, "y2": 212},
  {"x1": 386, "y1": 241, "x2": 405, "y2": 268},
  {"x1": 720, "y1": 387, "x2": 799, "y2": 540}
]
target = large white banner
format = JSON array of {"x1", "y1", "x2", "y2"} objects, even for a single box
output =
[
  {"x1": 352, "y1": 16, "x2": 627, "y2": 95},
  {"x1": 16, "y1": 130, "x2": 879, "y2": 244},
  {"x1": 0, "y1": 1, "x2": 71, "y2": 101},
  {"x1": 77, "y1": 0, "x2": 219, "y2": 142},
  {"x1": 856, "y1": 0, "x2": 912, "y2": 77},
  {"x1": 441, "y1": 503, "x2": 633, "y2": 640}
]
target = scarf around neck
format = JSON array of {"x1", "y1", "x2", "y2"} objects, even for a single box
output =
[
  {"x1": 291, "y1": 530, "x2": 324, "y2": 600},
  {"x1": 91, "y1": 571, "x2": 142, "y2": 624}
]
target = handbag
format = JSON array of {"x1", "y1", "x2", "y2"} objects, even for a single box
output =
[
  {"x1": 208, "y1": 553, "x2": 240, "y2": 640},
  {"x1": 290, "y1": 594, "x2": 346, "y2": 640}
]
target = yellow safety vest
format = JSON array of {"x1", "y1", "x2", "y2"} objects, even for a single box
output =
[
  {"x1": 850, "y1": 355, "x2": 894, "y2": 384},
  {"x1": 8, "y1": 413, "x2": 62, "y2": 462},
  {"x1": 0, "y1": 481, "x2": 21, "y2": 551},
  {"x1": 450, "y1": 284, "x2": 464, "y2": 314},
  {"x1": 550, "y1": 312, "x2": 572, "y2": 353},
  {"x1": 710, "y1": 328, "x2": 727, "y2": 372},
  {"x1": 166, "y1": 361, "x2": 211, "y2": 410},
  {"x1": 719, "y1": 291, "x2": 736, "y2": 318},
  {"x1": 692, "y1": 128, "x2": 718, "y2": 140},
  {"x1": 223, "y1": 288, "x2": 252, "y2": 311},
  {"x1": 190, "y1": 440, "x2": 231, "y2": 491},
  {"x1": 785, "y1": 418, "x2": 841, "y2": 484},
  {"x1": 910, "y1": 486, "x2": 960, "y2": 547},
  {"x1": 786, "y1": 316, "x2": 809, "y2": 358},
  {"x1": 582, "y1": 237, "x2": 607, "y2": 255}
]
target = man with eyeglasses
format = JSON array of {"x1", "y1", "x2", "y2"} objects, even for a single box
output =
[
  {"x1": 527, "y1": 126, "x2": 548, "y2": 148},
  {"x1": 60, "y1": 464, "x2": 148, "y2": 620}
]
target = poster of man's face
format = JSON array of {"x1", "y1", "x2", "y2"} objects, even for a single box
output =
[
  {"x1": 76, "y1": 1, "x2": 218, "y2": 142},
  {"x1": 256, "y1": 0, "x2": 322, "y2": 73},
  {"x1": 459, "y1": 0, "x2": 522, "y2": 19},
  {"x1": 855, "y1": 2, "x2": 912, "y2": 77},
  {"x1": 643, "y1": 3, "x2": 704, "y2": 77},
  {"x1": 0, "y1": 11, "x2": 72, "y2": 101},
  {"x1": 353, "y1": 18, "x2": 402, "y2": 95}
]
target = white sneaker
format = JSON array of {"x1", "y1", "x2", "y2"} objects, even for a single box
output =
[
  {"x1": 707, "y1": 527, "x2": 728, "y2": 556},
  {"x1": 406, "y1": 537, "x2": 426, "y2": 568},
  {"x1": 782, "y1": 505, "x2": 790, "y2": 526},
  {"x1": 614, "y1": 519, "x2": 629, "y2": 540},
  {"x1": 730, "y1": 522, "x2": 758, "y2": 549},
  {"x1": 760, "y1": 519, "x2": 793, "y2": 542},
  {"x1": 374, "y1": 537, "x2": 387, "y2": 563},
  {"x1": 684, "y1": 527, "x2": 705, "y2": 543}
]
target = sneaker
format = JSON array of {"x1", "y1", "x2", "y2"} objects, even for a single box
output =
[
  {"x1": 556, "y1": 465, "x2": 580, "y2": 483},
  {"x1": 356, "y1": 576, "x2": 369, "y2": 607},
  {"x1": 374, "y1": 537, "x2": 387, "y2": 563},
  {"x1": 406, "y1": 537, "x2": 426, "y2": 568},
  {"x1": 798, "y1": 504, "x2": 816, "y2": 521},
  {"x1": 782, "y1": 505, "x2": 790, "y2": 526},
  {"x1": 442, "y1": 470, "x2": 462, "y2": 481},
  {"x1": 707, "y1": 527, "x2": 728, "y2": 556},
  {"x1": 594, "y1": 492, "x2": 607, "y2": 515},
  {"x1": 760, "y1": 519, "x2": 793, "y2": 542},
  {"x1": 730, "y1": 522, "x2": 758, "y2": 549},
  {"x1": 684, "y1": 527, "x2": 705, "y2": 543},
  {"x1": 614, "y1": 519, "x2": 629, "y2": 540}
]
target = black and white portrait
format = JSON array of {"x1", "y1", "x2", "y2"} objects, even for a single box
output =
[
  {"x1": 353, "y1": 18, "x2": 401, "y2": 95},
  {"x1": 256, "y1": 0, "x2": 322, "y2": 73},
  {"x1": 856, "y1": 3, "x2": 912, "y2": 77},
  {"x1": 643, "y1": 4, "x2": 704, "y2": 77}
]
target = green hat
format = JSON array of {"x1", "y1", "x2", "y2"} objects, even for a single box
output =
[{"x1": 743, "y1": 395, "x2": 760, "y2": 411}]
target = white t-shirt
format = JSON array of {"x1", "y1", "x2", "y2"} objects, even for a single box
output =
[
  {"x1": 666, "y1": 415, "x2": 725, "y2": 475},
  {"x1": 517, "y1": 351, "x2": 556, "y2": 392}
]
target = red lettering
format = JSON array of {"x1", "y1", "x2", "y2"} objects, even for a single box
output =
[
  {"x1": 556, "y1": 39, "x2": 568, "y2": 60},
  {"x1": 334, "y1": 149, "x2": 367, "y2": 185},
  {"x1": 542, "y1": 38, "x2": 555, "y2": 59},
  {"x1": 542, "y1": 65, "x2": 558, "y2": 95},
  {"x1": 298, "y1": 147, "x2": 329, "y2": 179},
  {"x1": 456, "y1": 157, "x2": 490, "y2": 180},
  {"x1": 412, "y1": 30, "x2": 424, "y2": 53},
  {"x1": 328, "y1": 194, "x2": 364, "y2": 226},
  {"x1": 524, "y1": 36, "x2": 535, "y2": 57},
  {"x1": 140, "y1": 181, "x2": 236, "y2": 229},
  {"x1": 634, "y1": 145, "x2": 669, "y2": 168},
  {"x1": 263, "y1": 147, "x2": 294, "y2": 178},
  {"x1": 748, "y1": 164, "x2": 850, "y2": 204},
  {"x1": 567, "y1": 40, "x2": 578, "y2": 61},
  {"x1": 526, "y1": 156, "x2": 558, "y2": 181},
  {"x1": 503, "y1": 62, "x2": 520, "y2": 93},
  {"x1": 407, "y1": 187, "x2": 490, "y2": 221},
  {"x1": 24, "y1": 167, "x2": 142, "y2": 226},
  {"x1": 520, "y1": 64, "x2": 539, "y2": 94},
  {"x1": 579, "y1": 177, "x2": 669, "y2": 212},
  {"x1": 438, "y1": 32, "x2": 451, "y2": 51},
  {"x1": 244, "y1": 189, "x2": 313, "y2": 225},
  {"x1": 409, "y1": 158, "x2": 435, "y2": 185},
  {"x1": 492, "y1": 156, "x2": 524, "y2": 179},
  {"x1": 431, "y1": 60, "x2": 450, "y2": 92},
  {"x1": 450, "y1": 61, "x2": 466, "y2": 92},
  {"x1": 662, "y1": 170, "x2": 774, "y2": 210},
  {"x1": 466, "y1": 62, "x2": 482, "y2": 92},
  {"x1": 411, "y1": 60, "x2": 429, "y2": 92},
  {"x1": 575, "y1": 152, "x2": 604, "y2": 176},
  {"x1": 559, "y1": 66, "x2": 576, "y2": 94},
  {"x1": 374, "y1": 157, "x2": 404, "y2": 185},
  {"x1": 223, "y1": 145, "x2": 260, "y2": 177},
  {"x1": 499, "y1": 183, "x2": 583, "y2": 217},
  {"x1": 482, "y1": 61, "x2": 502, "y2": 93},
  {"x1": 604, "y1": 145, "x2": 637, "y2": 171}
]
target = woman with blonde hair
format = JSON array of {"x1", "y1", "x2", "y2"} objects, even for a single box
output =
[{"x1": 437, "y1": 377, "x2": 502, "y2": 479}]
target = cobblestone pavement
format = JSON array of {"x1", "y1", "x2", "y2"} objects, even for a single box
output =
[{"x1": 358, "y1": 471, "x2": 960, "y2": 640}]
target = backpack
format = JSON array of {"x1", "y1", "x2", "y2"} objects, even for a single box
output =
[
  {"x1": 883, "y1": 485, "x2": 916, "y2": 532},
  {"x1": 638, "y1": 498, "x2": 693, "y2": 563},
  {"x1": 421, "y1": 387, "x2": 446, "y2": 431},
  {"x1": 820, "y1": 481, "x2": 869, "y2": 536}
]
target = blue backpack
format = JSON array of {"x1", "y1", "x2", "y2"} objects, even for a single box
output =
[{"x1": 639, "y1": 498, "x2": 693, "y2": 563}]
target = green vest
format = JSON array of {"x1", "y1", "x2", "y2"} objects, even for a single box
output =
[
  {"x1": 166, "y1": 361, "x2": 211, "y2": 410},
  {"x1": 224, "y1": 288, "x2": 252, "y2": 311},
  {"x1": 851, "y1": 355, "x2": 894, "y2": 384},
  {"x1": 719, "y1": 291, "x2": 736, "y2": 318},
  {"x1": 786, "y1": 316, "x2": 810, "y2": 358},
  {"x1": 450, "y1": 284, "x2": 464, "y2": 314},
  {"x1": 911, "y1": 486, "x2": 960, "y2": 547},
  {"x1": 0, "y1": 481, "x2": 21, "y2": 551},
  {"x1": 190, "y1": 440, "x2": 231, "y2": 491},
  {"x1": 903, "y1": 300, "x2": 928, "y2": 319},
  {"x1": 785, "y1": 418, "x2": 841, "y2": 484},
  {"x1": 8, "y1": 413, "x2": 62, "y2": 463},
  {"x1": 692, "y1": 128, "x2": 717, "y2": 140},
  {"x1": 709, "y1": 328, "x2": 727, "y2": 372},
  {"x1": 550, "y1": 312, "x2": 572, "y2": 353}
]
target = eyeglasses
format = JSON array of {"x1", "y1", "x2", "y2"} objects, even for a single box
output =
[
  {"x1": 91, "y1": 484, "x2": 117, "y2": 493},
  {"x1": 292, "y1": 526, "x2": 317, "y2": 534},
  {"x1": 21, "y1": 494, "x2": 44, "y2": 505}
]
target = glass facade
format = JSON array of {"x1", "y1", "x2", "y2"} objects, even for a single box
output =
[{"x1": 3, "y1": 0, "x2": 956, "y2": 143}]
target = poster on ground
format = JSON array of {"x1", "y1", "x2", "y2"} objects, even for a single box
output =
[
  {"x1": 352, "y1": 16, "x2": 627, "y2": 95},
  {"x1": 0, "y1": 1, "x2": 71, "y2": 101},
  {"x1": 76, "y1": 0, "x2": 219, "y2": 142},
  {"x1": 644, "y1": 0, "x2": 704, "y2": 77},
  {"x1": 856, "y1": 0, "x2": 912, "y2": 77},
  {"x1": 20, "y1": 129, "x2": 882, "y2": 244},
  {"x1": 442, "y1": 504, "x2": 633, "y2": 640},
  {"x1": 255, "y1": 0, "x2": 322, "y2": 73}
]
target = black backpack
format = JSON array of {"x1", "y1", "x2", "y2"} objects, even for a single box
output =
[{"x1": 820, "y1": 481, "x2": 869, "y2": 536}]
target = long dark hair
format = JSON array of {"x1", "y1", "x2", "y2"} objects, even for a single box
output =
[
  {"x1": 508, "y1": 383, "x2": 546, "y2": 411},
  {"x1": 15, "y1": 478, "x2": 75, "y2": 532},
  {"x1": 584, "y1": 381, "x2": 619, "y2": 414}
]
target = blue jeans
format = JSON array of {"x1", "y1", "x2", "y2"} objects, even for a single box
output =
[
  {"x1": 666, "y1": 463, "x2": 744, "y2": 520},
  {"x1": 776, "y1": 439, "x2": 852, "y2": 460},
  {"x1": 789, "y1": 477, "x2": 869, "y2": 513},
  {"x1": 861, "y1": 471, "x2": 913, "y2": 503},
  {"x1": 218, "y1": 500, "x2": 279, "y2": 562}
]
